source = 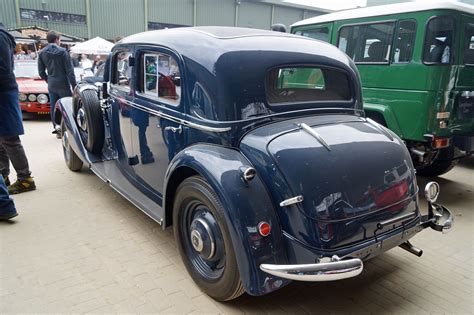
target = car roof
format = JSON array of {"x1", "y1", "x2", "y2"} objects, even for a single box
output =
[
  {"x1": 291, "y1": 1, "x2": 473, "y2": 27},
  {"x1": 117, "y1": 26, "x2": 353, "y2": 73}
]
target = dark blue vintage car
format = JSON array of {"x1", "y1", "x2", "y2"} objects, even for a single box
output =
[{"x1": 56, "y1": 27, "x2": 453, "y2": 301}]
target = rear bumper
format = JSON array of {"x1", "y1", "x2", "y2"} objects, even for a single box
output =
[{"x1": 260, "y1": 204, "x2": 453, "y2": 282}]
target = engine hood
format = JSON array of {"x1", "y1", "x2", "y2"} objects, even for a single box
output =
[{"x1": 240, "y1": 115, "x2": 418, "y2": 250}]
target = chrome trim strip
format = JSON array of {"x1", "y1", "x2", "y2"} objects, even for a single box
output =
[
  {"x1": 109, "y1": 94, "x2": 232, "y2": 133},
  {"x1": 298, "y1": 123, "x2": 331, "y2": 151},
  {"x1": 280, "y1": 195, "x2": 304, "y2": 207},
  {"x1": 260, "y1": 257, "x2": 363, "y2": 281}
]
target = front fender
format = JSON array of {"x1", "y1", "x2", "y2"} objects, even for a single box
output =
[
  {"x1": 56, "y1": 97, "x2": 101, "y2": 166},
  {"x1": 164, "y1": 144, "x2": 290, "y2": 296}
]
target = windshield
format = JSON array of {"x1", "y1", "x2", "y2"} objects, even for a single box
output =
[{"x1": 14, "y1": 62, "x2": 39, "y2": 78}]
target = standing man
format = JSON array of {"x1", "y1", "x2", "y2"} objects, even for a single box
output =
[
  {"x1": 0, "y1": 22, "x2": 36, "y2": 194},
  {"x1": 38, "y1": 30, "x2": 76, "y2": 135}
]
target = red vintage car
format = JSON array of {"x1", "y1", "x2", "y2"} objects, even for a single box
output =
[{"x1": 14, "y1": 60, "x2": 50, "y2": 115}]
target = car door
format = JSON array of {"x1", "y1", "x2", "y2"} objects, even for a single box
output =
[
  {"x1": 108, "y1": 49, "x2": 136, "y2": 176},
  {"x1": 130, "y1": 48, "x2": 184, "y2": 201}
]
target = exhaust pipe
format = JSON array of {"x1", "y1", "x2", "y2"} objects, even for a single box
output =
[
  {"x1": 410, "y1": 148, "x2": 427, "y2": 163},
  {"x1": 399, "y1": 241, "x2": 423, "y2": 257}
]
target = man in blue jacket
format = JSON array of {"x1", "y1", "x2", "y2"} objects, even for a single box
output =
[
  {"x1": 0, "y1": 22, "x2": 35, "y2": 195},
  {"x1": 38, "y1": 30, "x2": 76, "y2": 134}
]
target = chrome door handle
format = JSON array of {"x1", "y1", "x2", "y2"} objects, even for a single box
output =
[{"x1": 164, "y1": 125, "x2": 182, "y2": 134}]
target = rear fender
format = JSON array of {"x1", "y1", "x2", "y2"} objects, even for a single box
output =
[
  {"x1": 364, "y1": 103, "x2": 403, "y2": 138},
  {"x1": 55, "y1": 97, "x2": 101, "y2": 166},
  {"x1": 164, "y1": 144, "x2": 290, "y2": 296}
]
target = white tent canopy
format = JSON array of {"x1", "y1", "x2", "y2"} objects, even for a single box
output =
[{"x1": 70, "y1": 36, "x2": 113, "y2": 55}]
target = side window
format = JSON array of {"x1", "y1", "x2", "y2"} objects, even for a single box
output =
[
  {"x1": 423, "y1": 16, "x2": 455, "y2": 64},
  {"x1": 464, "y1": 23, "x2": 474, "y2": 65},
  {"x1": 114, "y1": 51, "x2": 132, "y2": 91},
  {"x1": 141, "y1": 52, "x2": 180, "y2": 106},
  {"x1": 393, "y1": 19, "x2": 417, "y2": 63},
  {"x1": 295, "y1": 27, "x2": 330, "y2": 42},
  {"x1": 338, "y1": 22, "x2": 395, "y2": 63}
]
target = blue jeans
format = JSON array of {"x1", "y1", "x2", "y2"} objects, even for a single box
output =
[
  {"x1": 0, "y1": 176, "x2": 16, "y2": 216},
  {"x1": 49, "y1": 87, "x2": 72, "y2": 127}
]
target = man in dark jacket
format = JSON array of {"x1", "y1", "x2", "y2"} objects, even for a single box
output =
[
  {"x1": 38, "y1": 30, "x2": 76, "y2": 134},
  {"x1": 0, "y1": 22, "x2": 35, "y2": 195}
]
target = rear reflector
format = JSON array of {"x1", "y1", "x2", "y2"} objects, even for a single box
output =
[
  {"x1": 433, "y1": 137, "x2": 450, "y2": 149},
  {"x1": 258, "y1": 221, "x2": 271, "y2": 237}
]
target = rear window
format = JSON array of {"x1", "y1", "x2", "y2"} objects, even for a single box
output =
[
  {"x1": 464, "y1": 23, "x2": 474, "y2": 65},
  {"x1": 266, "y1": 66, "x2": 351, "y2": 105}
]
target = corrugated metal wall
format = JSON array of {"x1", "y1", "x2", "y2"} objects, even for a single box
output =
[
  {"x1": 237, "y1": 2, "x2": 271, "y2": 29},
  {"x1": 148, "y1": 0, "x2": 193, "y2": 26},
  {"x1": 3, "y1": 0, "x2": 324, "y2": 39},
  {"x1": 19, "y1": 0, "x2": 86, "y2": 14},
  {"x1": 273, "y1": 5, "x2": 304, "y2": 28},
  {"x1": 196, "y1": 0, "x2": 235, "y2": 27},
  {"x1": 0, "y1": 0, "x2": 18, "y2": 28},
  {"x1": 90, "y1": 0, "x2": 145, "y2": 39}
]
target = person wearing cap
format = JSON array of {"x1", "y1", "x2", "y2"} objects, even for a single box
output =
[{"x1": 0, "y1": 22, "x2": 36, "y2": 195}]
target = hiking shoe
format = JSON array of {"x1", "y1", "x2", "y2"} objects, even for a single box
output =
[
  {"x1": 8, "y1": 177, "x2": 36, "y2": 194},
  {"x1": 0, "y1": 211, "x2": 18, "y2": 221},
  {"x1": 2, "y1": 176, "x2": 10, "y2": 187}
]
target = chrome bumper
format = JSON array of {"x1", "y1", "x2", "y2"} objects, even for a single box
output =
[
  {"x1": 421, "y1": 203, "x2": 454, "y2": 234},
  {"x1": 260, "y1": 256, "x2": 363, "y2": 282}
]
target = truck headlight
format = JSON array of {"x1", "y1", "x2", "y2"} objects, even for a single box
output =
[
  {"x1": 37, "y1": 94, "x2": 48, "y2": 104},
  {"x1": 28, "y1": 94, "x2": 37, "y2": 102},
  {"x1": 19, "y1": 93, "x2": 27, "y2": 102}
]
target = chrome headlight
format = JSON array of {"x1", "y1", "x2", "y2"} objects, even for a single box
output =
[
  {"x1": 28, "y1": 94, "x2": 37, "y2": 102},
  {"x1": 19, "y1": 93, "x2": 27, "y2": 102},
  {"x1": 37, "y1": 94, "x2": 48, "y2": 104}
]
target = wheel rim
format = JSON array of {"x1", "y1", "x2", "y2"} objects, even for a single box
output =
[
  {"x1": 76, "y1": 103, "x2": 89, "y2": 144},
  {"x1": 180, "y1": 200, "x2": 226, "y2": 281}
]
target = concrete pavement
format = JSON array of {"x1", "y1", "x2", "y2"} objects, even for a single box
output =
[{"x1": 1, "y1": 119, "x2": 472, "y2": 314}]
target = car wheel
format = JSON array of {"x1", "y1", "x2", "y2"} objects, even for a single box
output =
[
  {"x1": 61, "y1": 118, "x2": 83, "y2": 172},
  {"x1": 173, "y1": 176, "x2": 245, "y2": 301},
  {"x1": 74, "y1": 88, "x2": 104, "y2": 154},
  {"x1": 417, "y1": 147, "x2": 458, "y2": 177}
]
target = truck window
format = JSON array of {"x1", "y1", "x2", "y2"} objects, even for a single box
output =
[
  {"x1": 295, "y1": 27, "x2": 329, "y2": 42},
  {"x1": 423, "y1": 16, "x2": 455, "y2": 64},
  {"x1": 338, "y1": 22, "x2": 395, "y2": 64},
  {"x1": 393, "y1": 20, "x2": 417, "y2": 63},
  {"x1": 464, "y1": 23, "x2": 474, "y2": 65}
]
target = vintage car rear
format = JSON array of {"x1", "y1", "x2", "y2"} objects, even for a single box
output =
[{"x1": 14, "y1": 60, "x2": 50, "y2": 115}]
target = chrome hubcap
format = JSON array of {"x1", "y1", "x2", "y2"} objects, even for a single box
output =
[
  {"x1": 189, "y1": 216, "x2": 215, "y2": 260},
  {"x1": 76, "y1": 107, "x2": 87, "y2": 131}
]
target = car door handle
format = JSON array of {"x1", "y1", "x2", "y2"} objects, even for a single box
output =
[{"x1": 164, "y1": 125, "x2": 182, "y2": 134}]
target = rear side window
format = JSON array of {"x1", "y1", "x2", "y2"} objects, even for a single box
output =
[
  {"x1": 338, "y1": 22, "x2": 395, "y2": 63},
  {"x1": 393, "y1": 19, "x2": 417, "y2": 63},
  {"x1": 139, "y1": 52, "x2": 181, "y2": 106},
  {"x1": 423, "y1": 16, "x2": 455, "y2": 64},
  {"x1": 266, "y1": 66, "x2": 351, "y2": 105},
  {"x1": 295, "y1": 27, "x2": 330, "y2": 42},
  {"x1": 464, "y1": 23, "x2": 474, "y2": 65}
]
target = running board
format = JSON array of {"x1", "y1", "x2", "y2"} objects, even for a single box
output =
[{"x1": 90, "y1": 160, "x2": 164, "y2": 226}]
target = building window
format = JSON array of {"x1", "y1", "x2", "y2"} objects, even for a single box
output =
[
  {"x1": 20, "y1": 8, "x2": 86, "y2": 25},
  {"x1": 393, "y1": 20, "x2": 417, "y2": 63},
  {"x1": 423, "y1": 16, "x2": 455, "y2": 64}
]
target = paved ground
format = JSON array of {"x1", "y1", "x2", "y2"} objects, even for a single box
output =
[{"x1": 1, "y1": 119, "x2": 473, "y2": 314}]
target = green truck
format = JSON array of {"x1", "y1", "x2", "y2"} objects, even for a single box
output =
[{"x1": 291, "y1": 2, "x2": 473, "y2": 176}]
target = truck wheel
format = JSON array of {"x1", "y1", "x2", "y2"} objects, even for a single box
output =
[
  {"x1": 61, "y1": 119, "x2": 83, "y2": 172},
  {"x1": 417, "y1": 147, "x2": 458, "y2": 177},
  {"x1": 74, "y1": 88, "x2": 104, "y2": 154},
  {"x1": 173, "y1": 176, "x2": 245, "y2": 301}
]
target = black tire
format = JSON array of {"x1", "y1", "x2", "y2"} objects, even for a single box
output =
[
  {"x1": 173, "y1": 176, "x2": 245, "y2": 301},
  {"x1": 73, "y1": 88, "x2": 104, "y2": 154},
  {"x1": 61, "y1": 119, "x2": 83, "y2": 172},
  {"x1": 417, "y1": 147, "x2": 458, "y2": 177}
]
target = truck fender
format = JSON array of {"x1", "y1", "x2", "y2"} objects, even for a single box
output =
[
  {"x1": 364, "y1": 103, "x2": 404, "y2": 138},
  {"x1": 164, "y1": 144, "x2": 290, "y2": 296}
]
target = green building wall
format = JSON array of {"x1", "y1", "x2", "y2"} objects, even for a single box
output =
[{"x1": 1, "y1": 0, "x2": 325, "y2": 40}]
